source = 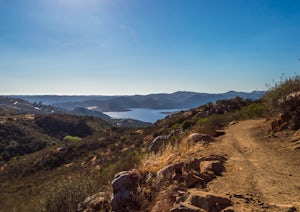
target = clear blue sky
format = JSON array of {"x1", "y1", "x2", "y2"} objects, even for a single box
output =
[{"x1": 0, "y1": 0, "x2": 299, "y2": 95}]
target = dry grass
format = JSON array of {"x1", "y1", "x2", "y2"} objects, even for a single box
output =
[{"x1": 139, "y1": 138, "x2": 204, "y2": 174}]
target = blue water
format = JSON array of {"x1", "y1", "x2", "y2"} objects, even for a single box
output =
[{"x1": 103, "y1": 108, "x2": 185, "y2": 123}]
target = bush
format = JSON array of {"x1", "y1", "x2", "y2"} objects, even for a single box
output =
[
  {"x1": 63, "y1": 135, "x2": 82, "y2": 142},
  {"x1": 232, "y1": 103, "x2": 267, "y2": 120},
  {"x1": 201, "y1": 114, "x2": 230, "y2": 133},
  {"x1": 181, "y1": 120, "x2": 192, "y2": 130},
  {"x1": 263, "y1": 74, "x2": 300, "y2": 111},
  {"x1": 45, "y1": 176, "x2": 98, "y2": 212}
]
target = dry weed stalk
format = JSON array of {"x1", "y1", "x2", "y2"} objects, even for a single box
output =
[{"x1": 139, "y1": 138, "x2": 203, "y2": 174}]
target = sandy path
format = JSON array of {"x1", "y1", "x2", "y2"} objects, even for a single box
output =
[{"x1": 208, "y1": 120, "x2": 300, "y2": 211}]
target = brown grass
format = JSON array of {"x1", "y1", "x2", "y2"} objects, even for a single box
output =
[{"x1": 138, "y1": 138, "x2": 204, "y2": 174}]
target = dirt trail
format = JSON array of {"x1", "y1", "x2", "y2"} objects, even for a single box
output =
[{"x1": 208, "y1": 119, "x2": 300, "y2": 211}]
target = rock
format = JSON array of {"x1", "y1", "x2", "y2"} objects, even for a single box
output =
[
  {"x1": 280, "y1": 112, "x2": 291, "y2": 122},
  {"x1": 171, "y1": 202, "x2": 205, "y2": 212},
  {"x1": 214, "y1": 130, "x2": 225, "y2": 137},
  {"x1": 275, "y1": 92, "x2": 300, "y2": 131},
  {"x1": 188, "y1": 133, "x2": 215, "y2": 143},
  {"x1": 112, "y1": 170, "x2": 139, "y2": 193},
  {"x1": 279, "y1": 91, "x2": 300, "y2": 112},
  {"x1": 111, "y1": 187, "x2": 131, "y2": 211},
  {"x1": 271, "y1": 120, "x2": 279, "y2": 131},
  {"x1": 293, "y1": 141, "x2": 300, "y2": 150},
  {"x1": 111, "y1": 170, "x2": 140, "y2": 211},
  {"x1": 200, "y1": 160, "x2": 224, "y2": 175},
  {"x1": 268, "y1": 203, "x2": 297, "y2": 212},
  {"x1": 289, "y1": 110, "x2": 300, "y2": 130},
  {"x1": 185, "y1": 173, "x2": 204, "y2": 188},
  {"x1": 157, "y1": 162, "x2": 185, "y2": 180},
  {"x1": 186, "y1": 158, "x2": 201, "y2": 171},
  {"x1": 148, "y1": 135, "x2": 170, "y2": 153},
  {"x1": 78, "y1": 192, "x2": 110, "y2": 212},
  {"x1": 180, "y1": 189, "x2": 232, "y2": 212},
  {"x1": 279, "y1": 122, "x2": 289, "y2": 131},
  {"x1": 229, "y1": 121, "x2": 237, "y2": 126},
  {"x1": 222, "y1": 206, "x2": 234, "y2": 212}
]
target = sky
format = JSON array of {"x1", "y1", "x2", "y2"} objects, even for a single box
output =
[{"x1": 0, "y1": 0, "x2": 299, "y2": 95}]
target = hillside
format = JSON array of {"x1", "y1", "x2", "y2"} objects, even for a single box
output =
[
  {"x1": 1, "y1": 77, "x2": 299, "y2": 211},
  {"x1": 0, "y1": 97, "x2": 151, "y2": 128},
  {"x1": 0, "y1": 96, "x2": 266, "y2": 211},
  {"x1": 13, "y1": 91, "x2": 264, "y2": 112}
]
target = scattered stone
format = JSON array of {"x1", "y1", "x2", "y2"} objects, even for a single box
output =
[
  {"x1": 157, "y1": 162, "x2": 185, "y2": 180},
  {"x1": 178, "y1": 189, "x2": 232, "y2": 212},
  {"x1": 188, "y1": 133, "x2": 215, "y2": 143},
  {"x1": 200, "y1": 160, "x2": 224, "y2": 175},
  {"x1": 185, "y1": 173, "x2": 204, "y2": 188}
]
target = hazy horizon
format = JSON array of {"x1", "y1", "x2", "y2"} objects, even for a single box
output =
[
  {"x1": 2, "y1": 89, "x2": 264, "y2": 96},
  {"x1": 0, "y1": 0, "x2": 299, "y2": 95}
]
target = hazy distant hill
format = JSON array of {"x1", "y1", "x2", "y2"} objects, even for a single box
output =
[
  {"x1": 0, "y1": 96, "x2": 64, "y2": 114},
  {"x1": 0, "y1": 97, "x2": 151, "y2": 127},
  {"x1": 31, "y1": 91, "x2": 265, "y2": 112},
  {"x1": 11, "y1": 95, "x2": 115, "y2": 105}
]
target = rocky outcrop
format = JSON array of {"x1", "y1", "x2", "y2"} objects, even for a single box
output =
[
  {"x1": 272, "y1": 92, "x2": 300, "y2": 131},
  {"x1": 111, "y1": 170, "x2": 140, "y2": 211},
  {"x1": 152, "y1": 155, "x2": 228, "y2": 211},
  {"x1": 80, "y1": 155, "x2": 227, "y2": 211}
]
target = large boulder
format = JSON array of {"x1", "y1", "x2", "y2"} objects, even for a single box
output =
[{"x1": 111, "y1": 169, "x2": 140, "y2": 211}]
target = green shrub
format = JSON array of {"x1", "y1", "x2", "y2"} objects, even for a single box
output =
[
  {"x1": 181, "y1": 120, "x2": 192, "y2": 129},
  {"x1": 0, "y1": 151, "x2": 10, "y2": 161},
  {"x1": 233, "y1": 103, "x2": 267, "y2": 120},
  {"x1": 45, "y1": 176, "x2": 97, "y2": 212},
  {"x1": 202, "y1": 114, "x2": 230, "y2": 132},
  {"x1": 63, "y1": 135, "x2": 82, "y2": 142}
]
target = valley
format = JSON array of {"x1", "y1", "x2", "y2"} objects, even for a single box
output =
[{"x1": 0, "y1": 79, "x2": 299, "y2": 211}]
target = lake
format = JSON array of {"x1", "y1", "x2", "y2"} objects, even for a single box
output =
[{"x1": 103, "y1": 108, "x2": 185, "y2": 123}]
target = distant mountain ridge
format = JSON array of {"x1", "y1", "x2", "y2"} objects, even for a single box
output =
[
  {"x1": 19, "y1": 91, "x2": 265, "y2": 112},
  {"x1": 0, "y1": 96, "x2": 151, "y2": 127}
]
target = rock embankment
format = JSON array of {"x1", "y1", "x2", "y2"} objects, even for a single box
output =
[
  {"x1": 78, "y1": 154, "x2": 230, "y2": 212},
  {"x1": 272, "y1": 91, "x2": 300, "y2": 131}
]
